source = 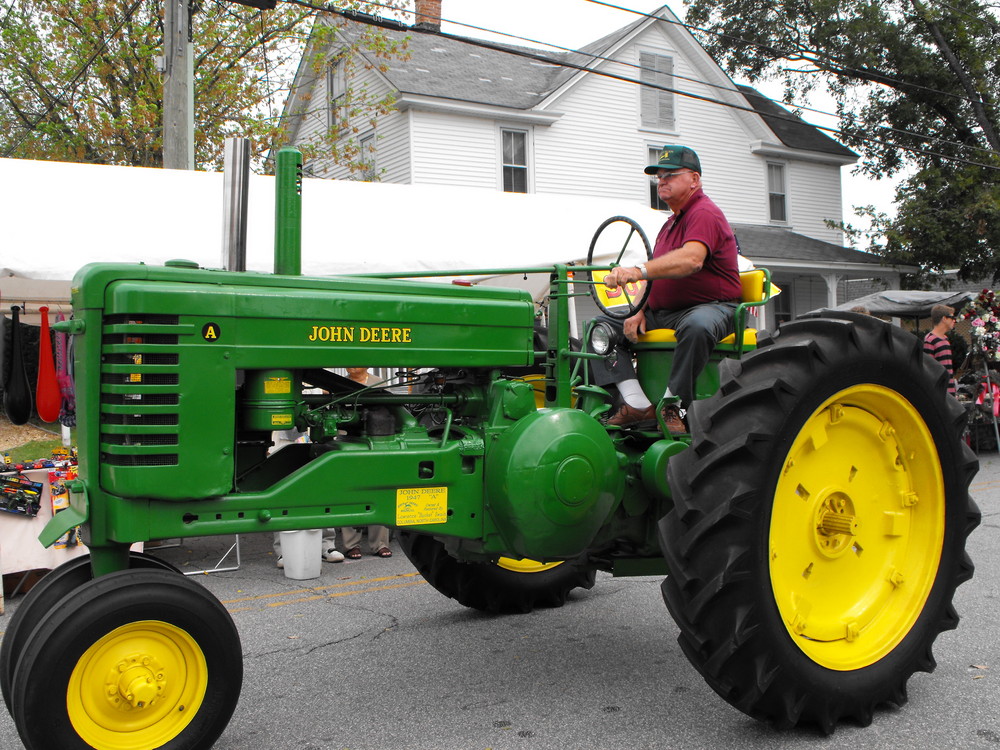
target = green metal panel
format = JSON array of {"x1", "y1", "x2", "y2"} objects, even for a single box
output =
[
  {"x1": 635, "y1": 350, "x2": 722, "y2": 404},
  {"x1": 71, "y1": 264, "x2": 535, "y2": 502},
  {"x1": 98, "y1": 436, "x2": 492, "y2": 544}
]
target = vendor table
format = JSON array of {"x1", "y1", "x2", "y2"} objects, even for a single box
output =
[{"x1": 0, "y1": 468, "x2": 141, "y2": 612}]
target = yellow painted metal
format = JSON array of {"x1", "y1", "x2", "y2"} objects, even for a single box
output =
[
  {"x1": 769, "y1": 385, "x2": 945, "y2": 671},
  {"x1": 591, "y1": 268, "x2": 648, "y2": 314},
  {"x1": 67, "y1": 620, "x2": 208, "y2": 750},
  {"x1": 496, "y1": 557, "x2": 564, "y2": 573}
]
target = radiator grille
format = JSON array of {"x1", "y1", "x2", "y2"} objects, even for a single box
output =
[
  {"x1": 103, "y1": 453, "x2": 180, "y2": 467},
  {"x1": 101, "y1": 433, "x2": 179, "y2": 446},
  {"x1": 100, "y1": 314, "x2": 181, "y2": 467}
]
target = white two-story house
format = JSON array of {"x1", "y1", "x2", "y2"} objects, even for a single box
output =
[{"x1": 279, "y1": 1, "x2": 906, "y2": 325}]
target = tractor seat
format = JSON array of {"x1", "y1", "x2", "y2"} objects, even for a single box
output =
[
  {"x1": 633, "y1": 269, "x2": 769, "y2": 351},
  {"x1": 636, "y1": 327, "x2": 758, "y2": 347}
]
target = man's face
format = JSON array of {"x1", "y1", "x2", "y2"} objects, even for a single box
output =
[{"x1": 655, "y1": 168, "x2": 698, "y2": 205}]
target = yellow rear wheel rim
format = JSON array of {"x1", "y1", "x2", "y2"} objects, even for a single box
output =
[
  {"x1": 67, "y1": 620, "x2": 208, "y2": 750},
  {"x1": 770, "y1": 385, "x2": 945, "y2": 671},
  {"x1": 497, "y1": 557, "x2": 564, "y2": 574}
]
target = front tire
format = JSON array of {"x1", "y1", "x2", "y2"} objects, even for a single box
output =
[
  {"x1": 398, "y1": 532, "x2": 596, "y2": 614},
  {"x1": 10, "y1": 568, "x2": 242, "y2": 750},
  {"x1": 659, "y1": 313, "x2": 980, "y2": 732},
  {"x1": 0, "y1": 552, "x2": 182, "y2": 713}
]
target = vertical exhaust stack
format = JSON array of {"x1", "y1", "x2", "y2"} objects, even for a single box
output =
[
  {"x1": 275, "y1": 147, "x2": 303, "y2": 276},
  {"x1": 222, "y1": 137, "x2": 250, "y2": 272}
]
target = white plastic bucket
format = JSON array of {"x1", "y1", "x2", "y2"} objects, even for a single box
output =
[{"x1": 279, "y1": 529, "x2": 322, "y2": 580}]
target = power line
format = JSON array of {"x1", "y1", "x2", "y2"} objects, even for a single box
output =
[
  {"x1": 397, "y1": 0, "x2": 1000, "y2": 163},
  {"x1": 0, "y1": 0, "x2": 16, "y2": 31},
  {"x1": 282, "y1": 0, "x2": 1000, "y2": 172},
  {"x1": 924, "y1": 0, "x2": 1000, "y2": 30},
  {"x1": 584, "y1": 0, "x2": 984, "y2": 106},
  {"x1": 315, "y1": 0, "x2": 999, "y2": 163}
]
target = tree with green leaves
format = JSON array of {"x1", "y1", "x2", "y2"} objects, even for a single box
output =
[
  {"x1": 0, "y1": 0, "x2": 407, "y2": 171},
  {"x1": 683, "y1": 0, "x2": 1000, "y2": 284}
]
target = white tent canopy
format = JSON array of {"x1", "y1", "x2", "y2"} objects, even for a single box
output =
[{"x1": 1, "y1": 157, "x2": 674, "y2": 284}]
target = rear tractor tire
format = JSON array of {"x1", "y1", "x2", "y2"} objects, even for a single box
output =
[
  {"x1": 659, "y1": 312, "x2": 980, "y2": 732},
  {"x1": 398, "y1": 532, "x2": 595, "y2": 614}
]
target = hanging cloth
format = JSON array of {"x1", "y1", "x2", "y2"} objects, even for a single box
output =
[
  {"x1": 3, "y1": 305, "x2": 32, "y2": 425},
  {"x1": 55, "y1": 312, "x2": 77, "y2": 427}
]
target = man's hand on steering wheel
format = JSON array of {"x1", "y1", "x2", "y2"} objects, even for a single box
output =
[{"x1": 604, "y1": 264, "x2": 646, "y2": 289}]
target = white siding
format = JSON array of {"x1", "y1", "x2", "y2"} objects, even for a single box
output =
[
  {"x1": 531, "y1": 33, "x2": 773, "y2": 227},
  {"x1": 369, "y1": 109, "x2": 411, "y2": 183},
  {"x1": 409, "y1": 111, "x2": 501, "y2": 188},
  {"x1": 786, "y1": 160, "x2": 845, "y2": 243}
]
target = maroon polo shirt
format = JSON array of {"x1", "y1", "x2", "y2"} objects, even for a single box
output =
[{"x1": 646, "y1": 188, "x2": 742, "y2": 312}]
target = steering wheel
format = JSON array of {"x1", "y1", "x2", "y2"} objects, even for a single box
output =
[{"x1": 586, "y1": 216, "x2": 653, "y2": 319}]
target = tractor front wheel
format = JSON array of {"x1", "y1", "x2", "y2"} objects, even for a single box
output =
[
  {"x1": 659, "y1": 312, "x2": 980, "y2": 732},
  {"x1": 9, "y1": 568, "x2": 242, "y2": 750},
  {"x1": 0, "y1": 552, "x2": 182, "y2": 713},
  {"x1": 398, "y1": 532, "x2": 595, "y2": 614}
]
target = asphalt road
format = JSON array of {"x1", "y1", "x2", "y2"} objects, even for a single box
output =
[{"x1": 1, "y1": 455, "x2": 998, "y2": 750}]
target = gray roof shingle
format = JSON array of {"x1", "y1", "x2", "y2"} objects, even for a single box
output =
[
  {"x1": 736, "y1": 85, "x2": 857, "y2": 158},
  {"x1": 733, "y1": 223, "x2": 883, "y2": 265}
]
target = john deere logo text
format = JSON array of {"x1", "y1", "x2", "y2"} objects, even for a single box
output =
[{"x1": 308, "y1": 325, "x2": 412, "y2": 343}]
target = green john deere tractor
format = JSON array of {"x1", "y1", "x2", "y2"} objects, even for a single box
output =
[{"x1": 0, "y1": 149, "x2": 980, "y2": 748}]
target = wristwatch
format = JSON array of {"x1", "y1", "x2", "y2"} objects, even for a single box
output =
[{"x1": 637, "y1": 263, "x2": 648, "y2": 280}]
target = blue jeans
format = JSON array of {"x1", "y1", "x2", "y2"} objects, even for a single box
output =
[{"x1": 589, "y1": 302, "x2": 737, "y2": 409}]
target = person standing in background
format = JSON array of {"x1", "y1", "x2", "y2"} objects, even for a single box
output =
[
  {"x1": 340, "y1": 367, "x2": 393, "y2": 559},
  {"x1": 923, "y1": 304, "x2": 958, "y2": 397}
]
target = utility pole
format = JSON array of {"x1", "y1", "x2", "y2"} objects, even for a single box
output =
[{"x1": 163, "y1": 0, "x2": 194, "y2": 169}]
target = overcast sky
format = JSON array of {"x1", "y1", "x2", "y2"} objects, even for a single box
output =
[{"x1": 398, "y1": 0, "x2": 899, "y2": 233}]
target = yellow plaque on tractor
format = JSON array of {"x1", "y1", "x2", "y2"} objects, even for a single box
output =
[
  {"x1": 396, "y1": 487, "x2": 448, "y2": 526},
  {"x1": 592, "y1": 270, "x2": 646, "y2": 313}
]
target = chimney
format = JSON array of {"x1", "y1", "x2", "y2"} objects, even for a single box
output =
[{"x1": 414, "y1": 0, "x2": 441, "y2": 31}]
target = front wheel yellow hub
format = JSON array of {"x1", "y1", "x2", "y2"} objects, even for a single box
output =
[
  {"x1": 770, "y1": 385, "x2": 945, "y2": 670},
  {"x1": 68, "y1": 620, "x2": 208, "y2": 750}
]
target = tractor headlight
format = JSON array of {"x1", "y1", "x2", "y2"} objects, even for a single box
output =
[{"x1": 588, "y1": 321, "x2": 617, "y2": 356}]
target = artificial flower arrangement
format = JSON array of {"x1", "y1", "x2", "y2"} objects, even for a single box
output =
[{"x1": 962, "y1": 289, "x2": 1000, "y2": 360}]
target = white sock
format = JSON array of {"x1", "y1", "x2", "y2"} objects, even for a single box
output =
[
  {"x1": 662, "y1": 387, "x2": 678, "y2": 402},
  {"x1": 618, "y1": 379, "x2": 652, "y2": 409}
]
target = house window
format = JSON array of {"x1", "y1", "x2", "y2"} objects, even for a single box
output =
[
  {"x1": 501, "y1": 129, "x2": 528, "y2": 193},
  {"x1": 768, "y1": 162, "x2": 787, "y2": 222},
  {"x1": 327, "y1": 60, "x2": 347, "y2": 131},
  {"x1": 359, "y1": 132, "x2": 376, "y2": 180},
  {"x1": 640, "y1": 52, "x2": 674, "y2": 131},
  {"x1": 647, "y1": 146, "x2": 669, "y2": 210}
]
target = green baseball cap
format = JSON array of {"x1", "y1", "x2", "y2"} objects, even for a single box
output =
[{"x1": 644, "y1": 145, "x2": 702, "y2": 175}]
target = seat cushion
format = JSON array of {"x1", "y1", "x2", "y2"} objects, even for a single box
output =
[{"x1": 635, "y1": 328, "x2": 758, "y2": 346}]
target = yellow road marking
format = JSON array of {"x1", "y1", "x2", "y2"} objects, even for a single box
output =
[
  {"x1": 264, "y1": 580, "x2": 427, "y2": 608},
  {"x1": 222, "y1": 572, "x2": 426, "y2": 612}
]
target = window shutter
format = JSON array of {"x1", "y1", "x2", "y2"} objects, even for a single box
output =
[{"x1": 640, "y1": 52, "x2": 674, "y2": 130}]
